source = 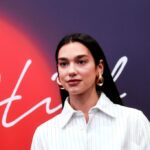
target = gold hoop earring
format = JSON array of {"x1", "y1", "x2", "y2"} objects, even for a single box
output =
[
  {"x1": 96, "y1": 74, "x2": 104, "y2": 86},
  {"x1": 56, "y1": 77, "x2": 65, "y2": 90}
]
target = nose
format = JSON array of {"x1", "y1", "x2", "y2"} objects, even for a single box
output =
[{"x1": 68, "y1": 63, "x2": 77, "y2": 77}]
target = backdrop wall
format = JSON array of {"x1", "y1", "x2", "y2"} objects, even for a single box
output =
[{"x1": 0, "y1": 0, "x2": 150, "y2": 149}]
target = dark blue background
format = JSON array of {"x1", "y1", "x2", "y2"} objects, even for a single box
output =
[{"x1": 0, "y1": 0, "x2": 150, "y2": 119}]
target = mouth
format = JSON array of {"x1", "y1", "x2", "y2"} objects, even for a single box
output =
[{"x1": 67, "y1": 79, "x2": 81, "y2": 86}]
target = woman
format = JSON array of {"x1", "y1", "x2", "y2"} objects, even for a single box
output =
[{"x1": 31, "y1": 33, "x2": 150, "y2": 150}]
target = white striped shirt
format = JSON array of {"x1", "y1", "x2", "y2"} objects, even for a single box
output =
[{"x1": 31, "y1": 93, "x2": 150, "y2": 150}]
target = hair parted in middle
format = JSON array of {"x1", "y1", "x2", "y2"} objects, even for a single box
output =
[{"x1": 55, "y1": 33, "x2": 123, "y2": 107}]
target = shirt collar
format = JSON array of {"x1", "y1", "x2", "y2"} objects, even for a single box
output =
[
  {"x1": 60, "y1": 92, "x2": 117, "y2": 128},
  {"x1": 60, "y1": 97, "x2": 77, "y2": 128},
  {"x1": 92, "y1": 92, "x2": 117, "y2": 118}
]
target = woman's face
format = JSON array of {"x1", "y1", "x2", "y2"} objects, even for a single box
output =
[{"x1": 57, "y1": 42, "x2": 103, "y2": 96}]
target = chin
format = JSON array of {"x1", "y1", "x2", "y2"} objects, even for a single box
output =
[{"x1": 68, "y1": 89, "x2": 84, "y2": 95}]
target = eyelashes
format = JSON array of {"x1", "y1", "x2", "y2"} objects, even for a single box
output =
[{"x1": 58, "y1": 59, "x2": 88, "y2": 68}]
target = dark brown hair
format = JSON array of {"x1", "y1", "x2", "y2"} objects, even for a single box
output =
[{"x1": 55, "y1": 33, "x2": 123, "y2": 107}]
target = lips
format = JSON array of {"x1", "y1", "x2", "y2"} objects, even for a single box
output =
[{"x1": 67, "y1": 79, "x2": 81, "y2": 86}]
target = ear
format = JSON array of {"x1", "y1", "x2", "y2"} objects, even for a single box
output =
[{"x1": 97, "y1": 59, "x2": 104, "y2": 75}]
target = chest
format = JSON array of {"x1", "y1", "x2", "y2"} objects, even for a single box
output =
[{"x1": 46, "y1": 114, "x2": 139, "y2": 150}]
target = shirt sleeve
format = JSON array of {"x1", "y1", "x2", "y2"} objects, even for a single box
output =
[{"x1": 138, "y1": 111, "x2": 150, "y2": 150}]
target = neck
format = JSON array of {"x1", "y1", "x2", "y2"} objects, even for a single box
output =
[{"x1": 69, "y1": 87, "x2": 100, "y2": 120}]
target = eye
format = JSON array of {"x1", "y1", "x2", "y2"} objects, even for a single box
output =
[
  {"x1": 58, "y1": 62, "x2": 68, "y2": 67},
  {"x1": 77, "y1": 59, "x2": 87, "y2": 65}
]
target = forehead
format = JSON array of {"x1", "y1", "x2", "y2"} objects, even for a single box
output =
[{"x1": 58, "y1": 42, "x2": 92, "y2": 59}]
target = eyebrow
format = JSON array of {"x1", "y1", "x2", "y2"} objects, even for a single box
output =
[{"x1": 58, "y1": 55, "x2": 88, "y2": 61}]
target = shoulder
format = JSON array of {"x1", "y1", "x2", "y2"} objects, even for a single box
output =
[
  {"x1": 113, "y1": 103, "x2": 150, "y2": 127},
  {"x1": 115, "y1": 104, "x2": 142, "y2": 116},
  {"x1": 114, "y1": 104, "x2": 150, "y2": 145},
  {"x1": 34, "y1": 114, "x2": 62, "y2": 136},
  {"x1": 100, "y1": 92, "x2": 148, "y2": 122},
  {"x1": 31, "y1": 114, "x2": 63, "y2": 149},
  {"x1": 114, "y1": 103, "x2": 145, "y2": 119}
]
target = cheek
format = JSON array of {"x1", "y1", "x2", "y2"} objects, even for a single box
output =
[
  {"x1": 81, "y1": 68, "x2": 97, "y2": 80},
  {"x1": 58, "y1": 69, "x2": 66, "y2": 81},
  {"x1": 79, "y1": 65, "x2": 96, "y2": 77}
]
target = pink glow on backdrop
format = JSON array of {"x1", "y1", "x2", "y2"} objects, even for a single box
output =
[{"x1": 0, "y1": 18, "x2": 61, "y2": 150}]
